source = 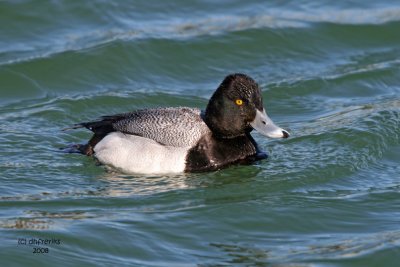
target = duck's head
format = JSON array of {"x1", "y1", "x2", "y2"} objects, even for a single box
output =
[{"x1": 204, "y1": 73, "x2": 290, "y2": 139}]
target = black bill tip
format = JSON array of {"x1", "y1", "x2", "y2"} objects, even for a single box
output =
[{"x1": 282, "y1": 130, "x2": 290, "y2": 138}]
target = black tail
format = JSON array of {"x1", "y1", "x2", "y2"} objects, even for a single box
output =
[
  {"x1": 62, "y1": 114, "x2": 127, "y2": 156},
  {"x1": 64, "y1": 114, "x2": 127, "y2": 134}
]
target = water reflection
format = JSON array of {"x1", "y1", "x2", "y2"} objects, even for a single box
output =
[{"x1": 93, "y1": 166, "x2": 261, "y2": 199}]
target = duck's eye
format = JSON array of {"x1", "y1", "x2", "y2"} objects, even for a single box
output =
[{"x1": 235, "y1": 99, "x2": 243, "y2": 106}]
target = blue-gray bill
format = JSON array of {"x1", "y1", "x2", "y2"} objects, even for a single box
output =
[{"x1": 250, "y1": 109, "x2": 290, "y2": 138}]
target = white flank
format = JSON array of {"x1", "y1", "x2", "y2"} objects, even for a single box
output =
[{"x1": 93, "y1": 132, "x2": 188, "y2": 174}]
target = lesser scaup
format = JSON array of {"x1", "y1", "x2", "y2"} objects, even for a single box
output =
[{"x1": 68, "y1": 74, "x2": 289, "y2": 173}]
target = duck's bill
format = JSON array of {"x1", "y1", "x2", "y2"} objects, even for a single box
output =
[{"x1": 250, "y1": 109, "x2": 290, "y2": 138}]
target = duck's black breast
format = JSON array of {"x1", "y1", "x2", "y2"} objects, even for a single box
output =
[{"x1": 184, "y1": 132, "x2": 265, "y2": 172}]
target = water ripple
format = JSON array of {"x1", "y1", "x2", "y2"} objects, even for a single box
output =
[
  {"x1": 211, "y1": 230, "x2": 400, "y2": 265},
  {"x1": 2, "y1": 7, "x2": 400, "y2": 67}
]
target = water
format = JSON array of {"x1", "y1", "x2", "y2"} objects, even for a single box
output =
[{"x1": 1, "y1": 1, "x2": 400, "y2": 266}]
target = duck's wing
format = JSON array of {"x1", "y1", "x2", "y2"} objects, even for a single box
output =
[{"x1": 73, "y1": 107, "x2": 210, "y2": 147}]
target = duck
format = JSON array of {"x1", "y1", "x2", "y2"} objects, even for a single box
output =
[{"x1": 68, "y1": 73, "x2": 289, "y2": 173}]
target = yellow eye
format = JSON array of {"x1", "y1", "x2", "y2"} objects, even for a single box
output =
[{"x1": 235, "y1": 99, "x2": 243, "y2": 106}]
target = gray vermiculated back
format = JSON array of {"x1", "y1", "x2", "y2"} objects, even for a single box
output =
[{"x1": 113, "y1": 107, "x2": 210, "y2": 147}]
